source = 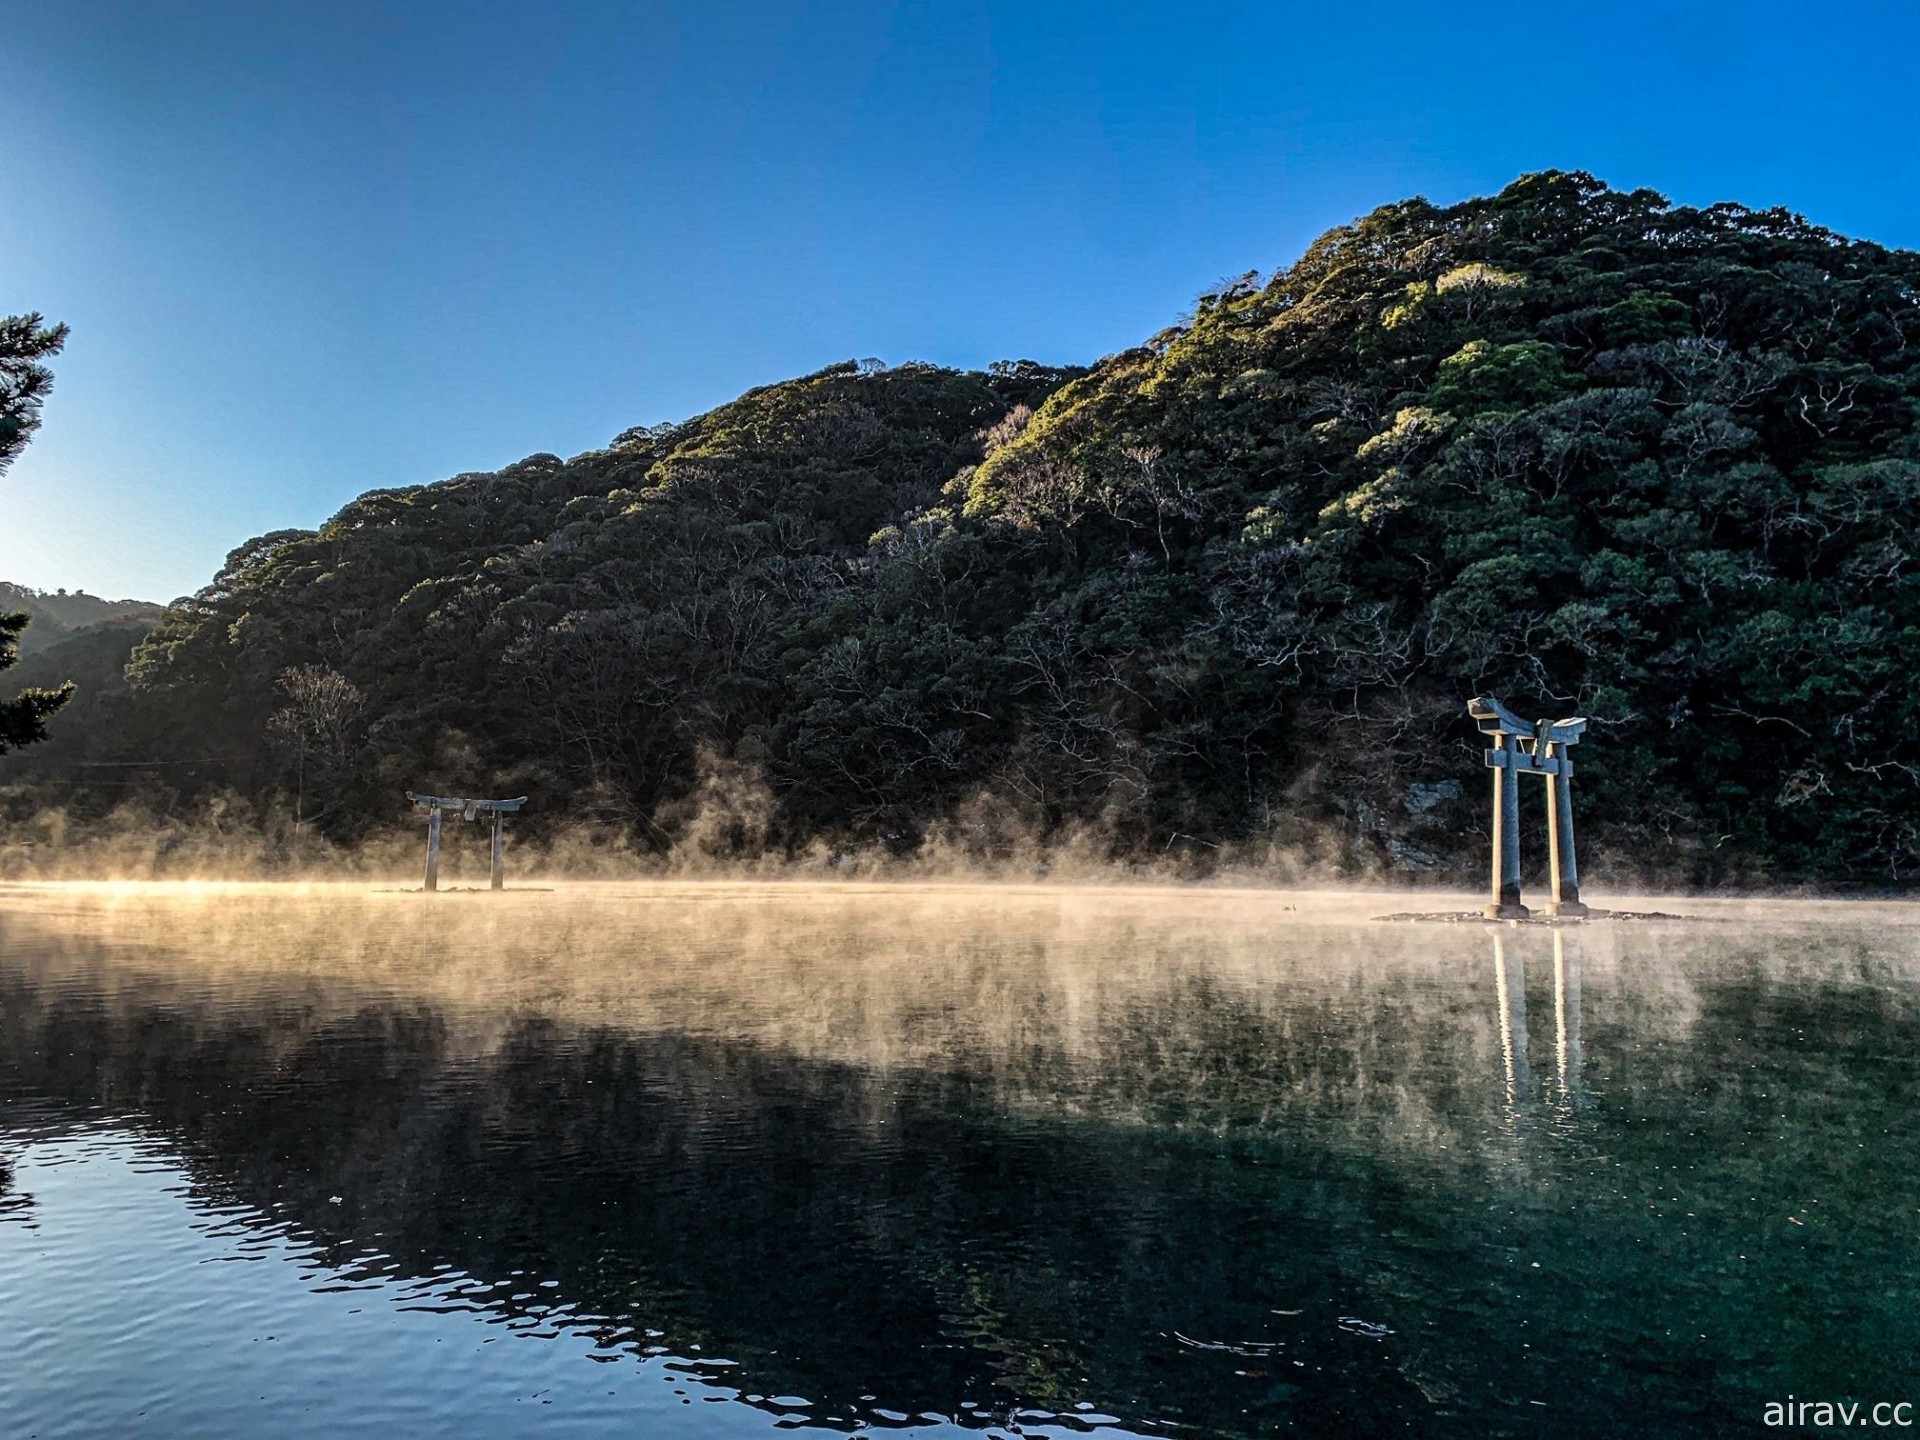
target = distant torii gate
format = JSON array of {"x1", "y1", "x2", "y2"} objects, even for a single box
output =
[
  {"x1": 1467, "y1": 697, "x2": 1588, "y2": 920},
  {"x1": 406, "y1": 792, "x2": 528, "y2": 892}
]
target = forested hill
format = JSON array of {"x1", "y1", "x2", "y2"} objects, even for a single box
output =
[{"x1": 13, "y1": 171, "x2": 1920, "y2": 883}]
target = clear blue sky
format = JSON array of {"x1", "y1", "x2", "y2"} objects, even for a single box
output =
[{"x1": 4, "y1": 0, "x2": 1917, "y2": 602}]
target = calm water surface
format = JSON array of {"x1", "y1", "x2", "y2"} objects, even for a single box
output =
[{"x1": 1, "y1": 882, "x2": 1916, "y2": 1438}]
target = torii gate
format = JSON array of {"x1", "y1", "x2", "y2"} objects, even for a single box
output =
[
  {"x1": 406, "y1": 792, "x2": 527, "y2": 892},
  {"x1": 1467, "y1": 697, "x2": 1587, "y2": 920}
]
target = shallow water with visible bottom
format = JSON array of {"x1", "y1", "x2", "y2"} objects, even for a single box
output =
[{"x1": 1, "y1": 882, "x2": 1916, "y2": 1437}]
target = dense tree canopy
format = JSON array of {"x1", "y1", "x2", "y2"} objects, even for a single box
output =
[
  {"x1": 0, "y1": 311, "x2": 66, "y2": 475},
  {"x1": 0, "y1": 614, "x2": 73, "y2": 755},
  {"x1": 0, "y1": 314, "x2": 73, "y2": 753},
  {"x1": 11, "y1": 174, "x2": 1920, "y2": 882}
]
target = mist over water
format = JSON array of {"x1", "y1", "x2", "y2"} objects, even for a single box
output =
[{"x1": 2, "y1": 883, "x2": 1917, "y2": 1437}]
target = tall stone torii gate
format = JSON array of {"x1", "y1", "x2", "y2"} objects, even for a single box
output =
[
  {"x1": 406, "y1": 792, "x2": 528, "y2": 892},
  {"x1": 1467, "y1": 697, "x2": 1588, "y2": 920}
]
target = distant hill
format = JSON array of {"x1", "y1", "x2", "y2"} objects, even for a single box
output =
[{"x1": 0, "y1": 583, "x2": 165, "y2": 656}]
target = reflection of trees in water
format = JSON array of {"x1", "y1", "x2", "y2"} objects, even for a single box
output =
[
  {"x1": 3, "y1": 894, "x2": 1920, "y2": 1437},
  {"x1": 0, "y1": 977, "x2": 1446, "y2": 1433},
  {"x1": 0, "y1": 1152, "x2": 30, "y2": 1227},
  {"x1": 0, "y1": 890, "x2": 1553, "y2": 1163}
]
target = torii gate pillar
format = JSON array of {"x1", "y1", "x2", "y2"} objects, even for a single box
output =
[
  {"x1": 423, "y1": 804, "x2": 443, "y2": 892},
  {"x1": 1542, "y1": 727, "x2": 1588, "y2": 918},
  {"x1": 1471, "y1": 698, "x2": 1531, "y2": 918}
]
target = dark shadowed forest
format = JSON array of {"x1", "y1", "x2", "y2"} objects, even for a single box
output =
[{"x1": 7, "y1": 172, "x2": 1920, "y2": 883}]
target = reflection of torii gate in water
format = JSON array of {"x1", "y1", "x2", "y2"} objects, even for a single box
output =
[
  {"x1": 406, "y1": 792, "x2": 527, "y2": 892},
  {"x1": 1469, "y1": 696, "x2": 1588, "y2": 920},
  {"x1": 1492, "y1": 930, "x2": 1584, "y2": 1113}
]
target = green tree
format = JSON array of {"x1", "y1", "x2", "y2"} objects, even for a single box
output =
[
  {"x1": 0, "y1": 312, "x2": 67, "y2": 474},
  {"x1": 0, "y1": 312, "x2": 73, "y2": 752},
  {"x1": 0, "y1": 614, "x2": 72, "y2": 754}
]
